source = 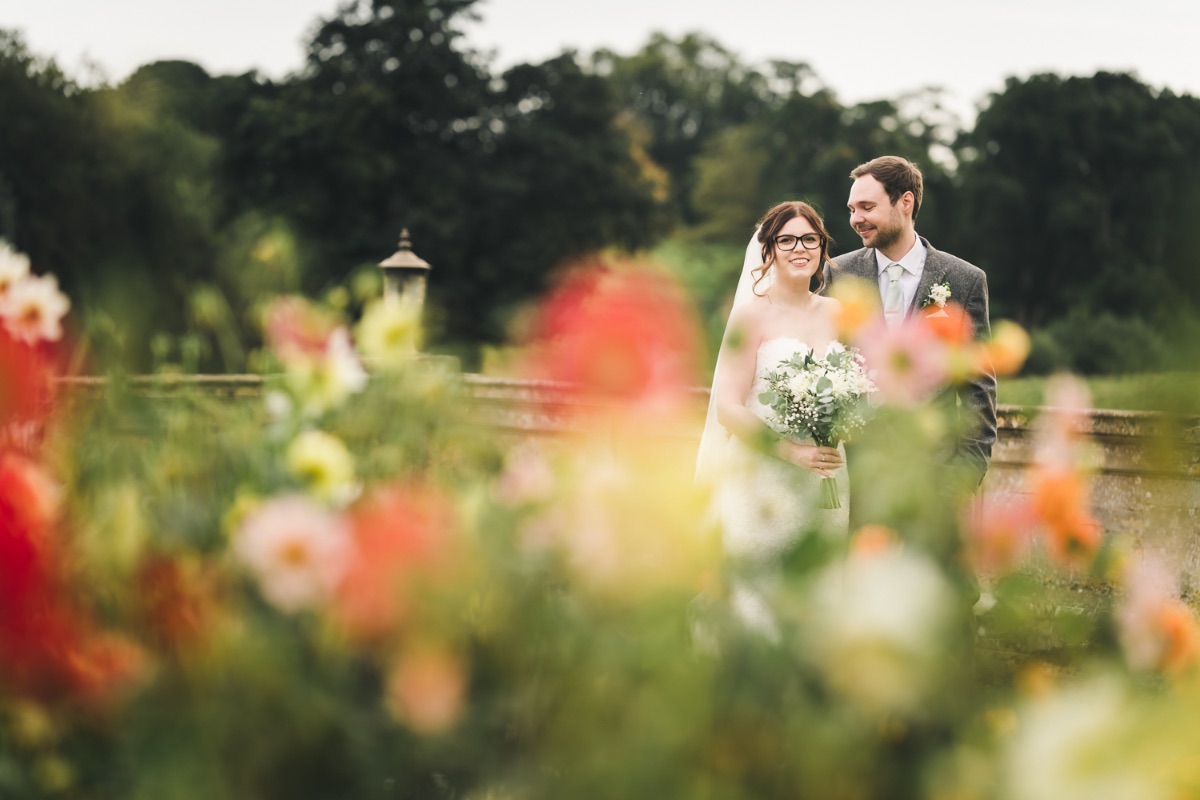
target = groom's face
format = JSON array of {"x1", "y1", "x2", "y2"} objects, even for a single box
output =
[{"x1": 848, "y1": 175, "x2": 908, "y2": 251}]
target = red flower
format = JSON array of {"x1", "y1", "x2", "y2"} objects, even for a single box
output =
[
  {"x1": 0, "y1": 330, "x2": 55, "y2": 434},
  {"x1": 526, "y1": 263, "x2": 701, "y2": 409},
  {"x1": 333, "y1": 484, "x2": 459, "y2": 642}
]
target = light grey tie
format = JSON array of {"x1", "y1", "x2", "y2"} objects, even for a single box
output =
[{"x1": 883, "y1": 263, "x2": 905, "y2": 326}]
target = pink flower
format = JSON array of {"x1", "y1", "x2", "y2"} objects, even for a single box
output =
[
  {"x1": 1116, "y1": 554, "x2": 1200, "y2": 676},
  {"x1": 262, "y1": 296, "x2": 340, "y2": 364},
  {"x1": 233, "y1": 495, "x2": 352, "y2": 613},
  {"x1": 961, "y1": 495, "x2": 1037, "y2": 574},
  {"x1": 853, "y1": 317, "x2": 950, "y2": 406}
]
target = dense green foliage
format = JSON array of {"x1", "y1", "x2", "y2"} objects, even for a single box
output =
[{"x1": 3, "y1": 4, "x2": 1200, "y2": 373}]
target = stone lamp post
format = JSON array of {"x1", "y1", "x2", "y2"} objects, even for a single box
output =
[{"x1": 378, "y1": 228, "x2": 431, "y2": 310}]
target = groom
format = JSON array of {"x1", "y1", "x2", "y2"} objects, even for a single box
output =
[{"x1": 830, "y1": 156, "x2": 997, "y2": 490}]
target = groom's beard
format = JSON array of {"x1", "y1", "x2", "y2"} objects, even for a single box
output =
[{"x1": 859, "y1": 207, "x2": 906, "y2": 251}]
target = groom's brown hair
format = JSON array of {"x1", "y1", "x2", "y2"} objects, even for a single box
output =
[
  {"x1": 754, "y1": 201, "x2": 833, "y2": 296},
  {"x1": 850, "y1": 156, "x2": 924, "y2": 221}
]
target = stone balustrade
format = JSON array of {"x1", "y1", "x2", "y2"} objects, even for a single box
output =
[{"x1": 57, "y1": 372, "x2": 1200, "y2": 585}]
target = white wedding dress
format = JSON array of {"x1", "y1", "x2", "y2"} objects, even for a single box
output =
[{"x1": 714, "y1": 336, "x2": 849, "y2": 639}]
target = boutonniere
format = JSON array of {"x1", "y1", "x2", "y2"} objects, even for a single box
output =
[{"x1": 921, "y1": 282, "x2": 951, "y2": 310}]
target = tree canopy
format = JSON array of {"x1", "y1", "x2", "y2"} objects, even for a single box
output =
[{"x1": 2, "y1": 13, "x2": 1199, "y2": 372}]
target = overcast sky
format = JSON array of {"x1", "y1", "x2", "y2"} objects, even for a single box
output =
[{"x1": 4, "y1": 0, "x2": 1199, "y2": 125}]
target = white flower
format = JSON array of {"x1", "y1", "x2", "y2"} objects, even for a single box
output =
[
  {"x1": 233, "y1": 495, "x2": 352, "y2": 613},
  {"x1": 825, "y1": 341, "x2": 846, "y2": 357},
  {"x1": 1003, "y1": 675, "x2": 1173, "y2": 800},
  {"x1": 924, "y1": 282, "x2": 952, "y2": 309},
  {"x1": 286, "y1": 326, "x2": 369, "y2": 416},
  {"x1": 0, "y1": 272, "x2": 70, "y2": 343},
  {"x1": 800, "y1": 549, "x2": 958, "y2": 716},
  {"x1": 0, "y1": 240, "x2": 31, "y2": 299}
]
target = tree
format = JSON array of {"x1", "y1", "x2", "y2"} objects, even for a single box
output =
[{"x1": 957, "y1": 72, "x2": 1200, "y2": 327}]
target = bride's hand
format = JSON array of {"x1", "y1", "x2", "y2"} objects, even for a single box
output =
[{"x1": 780, "y1": 443, "x2": 843, "y2": 477}]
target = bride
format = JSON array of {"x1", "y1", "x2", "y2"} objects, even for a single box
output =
[{"x1": 696, "y1": 201, "x2": 850, "y2": 638}]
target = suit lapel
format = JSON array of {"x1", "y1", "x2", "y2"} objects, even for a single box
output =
[{"x1": 908, "y1": 238, "x2": 947, "y2": 317}]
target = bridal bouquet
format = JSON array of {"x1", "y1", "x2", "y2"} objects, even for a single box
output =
[{"x1": 759, "y1": 342, "x2": 877, "y2": 508}]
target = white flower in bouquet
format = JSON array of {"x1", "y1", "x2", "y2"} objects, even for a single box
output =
[{"x1": 759, "y1": 342, "x2": 877, "y2": 508}]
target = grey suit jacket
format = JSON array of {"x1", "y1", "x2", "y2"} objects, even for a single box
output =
[{"x1": 830, "y1": 237, "x2": 998, "y2": 486}]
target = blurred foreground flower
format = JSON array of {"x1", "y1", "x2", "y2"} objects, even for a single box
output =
[
  {"x1": 1116, "y1": 554, "x2": 1200, "y2": 677},
  {"x1": 0, "y1": 241, "x2": 70, "y2": 344},
  {"x1": 524, "y1": 261, "x2": 701, "y2": 418},
  {"x1": 1003, "y1": 675, "x2": 1183, "y2": 800},
  {"x1": 333, "y1": 483, "x2": 461, "y2": 642},
  {"x1": 919, "y1": 300, "x2": 974, "y2": 345},
  {"x1": 962, "y1": 495, "x2": 1037, "y2": 574},
  {"x1": 263, "y1": 296, "x2": 367, "y2": 416},
  {"x1": 826, "y1": 275, "x2": 880, "y2": 340},
  {"x1": 286, "y1": 429, "x2": 359, "y2": 505},
  {"x1": 980, "y1": 320, "x2": 1032, "y2": 377},
  {"x1": 852, "y1": 317, "x2": 950, "y2": 406},
  {"x1": 233, "y1": 495, "x2": 352, "y2": 613},
  {"x1": 356, "y1": 295, "x2": 422, "y2": 366},
  {"x1": 801, "y1": 545, "x2": 959, "y2": 717},
  {"x1": 385, "y1": 642, "x2": 468, "y2": 736}
]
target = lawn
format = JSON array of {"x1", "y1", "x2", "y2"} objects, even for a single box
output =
[{"x1": 998, "y1": 372, "x2": 1200, "y2": 414}]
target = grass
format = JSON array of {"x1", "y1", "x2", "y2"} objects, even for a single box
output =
[{"x1": 998, "y1": 372, "x2": 1200, "y2": 414}]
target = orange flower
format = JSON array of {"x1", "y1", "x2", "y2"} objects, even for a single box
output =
[
  {"x1": 977, "y1": 320, "x2": 1031, "y2": 377},
  {"x1": 384, "y1": 643, "x2": 468, "y2": 735},
  {"x1": 333, "y1": 483, "x2": 459, "y2": 641},
  {"x1": 1155, "y1": 601, "x2": 1200, "y2": 676},
  {"x1": 850, "y1": 524, "x2": 901, "y2": 557},
  {"x1": 827, "y1": 276, "x2": 880, "y2": 340},
  {"x1": 62, "y1": 633, "x2": 150, "y2": 710},
  {"x1": 1029, "y1": 466, "x2": 1102, "y2": 569},
  {"x1": 919, "y1": 301, "x2": 974, "y2": 345},
  {"x1": 134, "y1": 555, "x2": 218, "y2": 654}
]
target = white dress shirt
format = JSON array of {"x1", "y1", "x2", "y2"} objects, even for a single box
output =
[{"x1": 875, "y1": 235, "x2": 927, "y2": 319}]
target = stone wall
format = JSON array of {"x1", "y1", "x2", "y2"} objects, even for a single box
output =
[
  {"x1": 58, "y1": 373, "x2": 1200, "y2": 583},
  {"x1": 464, "y1": 376, "x2": 1200, "y2": 583}
]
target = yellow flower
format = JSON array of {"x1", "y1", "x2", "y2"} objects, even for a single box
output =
[
  {"x1": 286, "y1": 430, "x2": 358, "y2": 505},
  {"x1": 356, "y1": 296, "x2": 421, "y2": 367}
]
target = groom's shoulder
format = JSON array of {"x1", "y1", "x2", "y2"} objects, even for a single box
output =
[
  {"x1": 831, "y1": 247, "x2": 871, "y2": 274},
  {"x1": 925, "y1": 240, "x2": 985, "y2": 279}
]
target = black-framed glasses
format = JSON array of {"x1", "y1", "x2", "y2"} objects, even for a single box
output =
[{"x1": 774, "y1": 233, "x2": 824, "y2": 251}]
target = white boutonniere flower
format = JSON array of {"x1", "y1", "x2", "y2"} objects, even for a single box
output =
[{"x1": 921, "y1": 282, "x2": 951, "y2": 310}]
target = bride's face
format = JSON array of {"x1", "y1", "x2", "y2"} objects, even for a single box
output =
[{"x1": 771, "y1": 216, "x2": 822, "y2": 288}]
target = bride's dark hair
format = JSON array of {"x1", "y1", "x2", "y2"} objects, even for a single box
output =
[{"x1": 752, "y1": 201, "x2": 833, "y2": 296}]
